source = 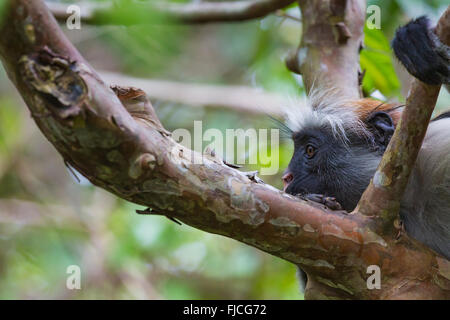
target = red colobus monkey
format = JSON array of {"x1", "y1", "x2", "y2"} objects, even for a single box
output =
[{"x1": 283, "y1": 16, "x2": 449, "y2": 288}]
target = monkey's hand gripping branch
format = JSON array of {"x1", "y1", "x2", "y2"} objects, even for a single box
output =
[
  {"x1": 356, "y1": 7, "x2": 450, "y2": 234},
  {"x1": 0, "y1": 0, "x2": 448, "y2": 299}
]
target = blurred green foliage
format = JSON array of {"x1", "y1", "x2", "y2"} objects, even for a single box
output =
[{"x1": 0, "y1": 0, "x2": 448, "y2": 299}]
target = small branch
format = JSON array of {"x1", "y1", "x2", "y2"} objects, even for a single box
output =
[
  {"x1": 274, "y1": 9, "x2": 302, "y2": 23},
  {"x1": 162, "y1": 0, "x2": 296, "y2": 24},
  {"x1": 100, "y1": 71, "x2": 289, "y2": 116},
  {"x1": 46, "y1": 0, "x2": 296, "y2": 25},
  {"x1": 288, "y1": 0, "x2": 365, "y2": 99},
  {"x1": 356, "y1": 7, "x2": 450, "y2": 230}
]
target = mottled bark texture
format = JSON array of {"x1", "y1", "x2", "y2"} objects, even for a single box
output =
[{"x1": 0, "y1": 0, "x2": 448, "y2": 299}]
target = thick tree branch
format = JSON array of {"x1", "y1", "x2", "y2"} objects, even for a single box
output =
[
  {"x1": 100, "y1": 71, "x2": 288, "y2": 116},
  {"x1": 0, "y1": 0, "x2": 448, "y2": 299},
  {"x1": 47, "y1": 0, "x2": 296, "y2": 25},
  {"x1": 356, "y1": 7, "x2": 450, "y2": 231}
]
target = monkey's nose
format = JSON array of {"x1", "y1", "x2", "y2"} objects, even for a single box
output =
[{"x1": 282, "y1": 172, "x2": 293, "y2": 191}]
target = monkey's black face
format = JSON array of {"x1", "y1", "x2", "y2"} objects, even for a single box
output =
[{"x1": 283, "y1": 126, "x2": 384, "y2": 212}]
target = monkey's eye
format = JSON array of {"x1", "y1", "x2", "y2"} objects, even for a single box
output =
[{"x1": 305, "y1": 144, "x2": 316, "y2": 159}]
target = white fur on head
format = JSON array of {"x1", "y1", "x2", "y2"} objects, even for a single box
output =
[{"x1": 283, "y1": 86, "x2": 370, "y2": 143}]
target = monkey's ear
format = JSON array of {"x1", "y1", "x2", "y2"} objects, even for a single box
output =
[{"x1": 366, "y1": 111, "x2": 395, "y2": 149}]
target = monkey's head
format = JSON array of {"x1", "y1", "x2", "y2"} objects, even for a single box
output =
[{"x1": 283, "y1": 91, "x2": 401, "y2": 211}]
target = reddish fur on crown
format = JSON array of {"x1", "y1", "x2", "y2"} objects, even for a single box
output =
[{"x1": 350, "y1": 98, "x2": 403, "y2": 126}]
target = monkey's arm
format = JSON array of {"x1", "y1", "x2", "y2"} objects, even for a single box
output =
[{"x1": 392, "y1": 16, "x2": 450, "y2": 87}]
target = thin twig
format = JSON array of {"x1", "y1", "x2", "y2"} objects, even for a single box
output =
[{"x1": 356, "y1": 6, "x2": 450, "y2": 230}]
